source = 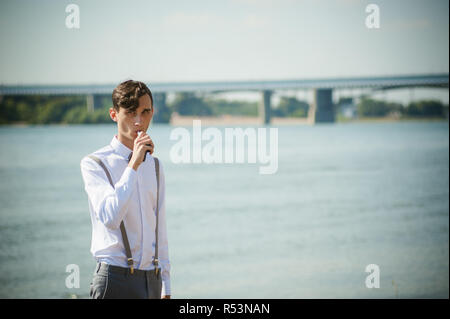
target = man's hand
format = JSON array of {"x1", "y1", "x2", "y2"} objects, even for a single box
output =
[
  {"x1": 128, "y1": 131, "x2": 154, "y2": 171},
  {"x1": 162, "y1": 295, "x2": 171, "y2": 299}
]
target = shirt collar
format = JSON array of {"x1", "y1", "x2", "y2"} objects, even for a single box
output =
[{"x1": 110, "y1": 135, "x2": 132, "y2": 159}]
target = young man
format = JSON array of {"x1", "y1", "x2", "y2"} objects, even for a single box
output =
[{"x1": 80, "y1": 80, "x2": 171, "y2": 299}]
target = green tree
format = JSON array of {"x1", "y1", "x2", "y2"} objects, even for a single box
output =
[
  {"x1": 0, "y1": 97, "x2": 20, "y2": 123},
  {"x1": 404, "y1": 100, "x2": 445, "y2": 117},
  {"x1": 206, "y1": 98, "x2": 258, "y2": 116},
  {"x1": 33, "y1": 96, "x2": 85, "y2": 124},
  {"x1": 171, "y1": 93, "x2": 214, "y2": 116},
  {"x1": 357, "y1": 96, "x2": 391, "y2": 117},
  {"x1": 274, "y1": 97, "x2": 309, "y2": 117}
]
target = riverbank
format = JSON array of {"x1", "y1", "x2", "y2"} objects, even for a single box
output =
[
  {"x1": 337, "y1": 116, "x2": 449, "y2": 123},
  {"x1": 169, "y1": 114, "x2": 448, "y2": 126},
  {"x1": 1, "y1": 116, "x2": 448, "y2": 127},
  {"x1": 169, "y1": 114, "x2": 314, "y2": 126}
]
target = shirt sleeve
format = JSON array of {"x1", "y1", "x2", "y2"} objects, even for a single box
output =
[
  {"x1": 157, "y1": 160, "x2": 171, "y2": 297},
  {"x1": 80, "y1": 156, "x2": 138, "y2": 230}
]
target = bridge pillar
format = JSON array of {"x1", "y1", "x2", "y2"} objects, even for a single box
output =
[
  {"x1": 86, "y1": 95, "x2": 94, "y2": 113},
  {"x1": 308, "y1": 88, "x2": 335, "y2": 123},
  {"x1": 153, "y1": 92, "x2": 171, "y2": 123},
  {"x1": 259, "y1": 90, "x2": 272, "y2": 124},
  {"x1": 86, "y1": 94, "x2": 108, "y2": 113}
]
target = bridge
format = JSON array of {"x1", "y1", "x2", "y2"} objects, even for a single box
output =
[{"x1": 1, "y1": 73, "x2": 448, "y2": 124}]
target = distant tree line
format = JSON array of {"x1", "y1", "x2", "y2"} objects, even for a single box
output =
[
  {"x1": 0, "y1": 93, "x2": 448, "y2": 125},
  {"x1": 272, "y1": 97, "x2": 309, "y2": 117},
  {"x1": 171, "y1": 93, "x2": 259, "y2": 117},
  {"x1": 0, "y1": 95, "x2": 111, "y2": 124},
  {"x1": 353, "y1": 96, "x2": 448, "y2": 118}
]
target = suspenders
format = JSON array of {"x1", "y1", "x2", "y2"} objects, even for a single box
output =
[{"x1": 87, "y1": 155, "x2": 160, "y2": 275}]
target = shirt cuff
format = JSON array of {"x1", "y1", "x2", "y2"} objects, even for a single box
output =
[{"x1": 162, "y1": 279, "x2": 171, "y2": 297}]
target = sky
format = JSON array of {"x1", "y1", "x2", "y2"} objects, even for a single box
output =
[{"x1": 0, "y1": 0, "x2": 448, "y2": 103}]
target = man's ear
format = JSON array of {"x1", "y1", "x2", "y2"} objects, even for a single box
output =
[{"x1": 109, "y1": 107, "x2": 118, "y2": 122}]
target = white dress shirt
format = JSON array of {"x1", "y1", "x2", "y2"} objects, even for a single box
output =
[{"x1": 80, "y1": 135, "x2": 170, "y2": 296}]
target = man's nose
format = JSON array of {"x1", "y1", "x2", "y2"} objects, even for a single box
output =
[{"x1": 133, "y1": 114, "x2": 141, "y2": 125}]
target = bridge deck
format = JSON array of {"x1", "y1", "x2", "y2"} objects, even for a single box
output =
[{"x1": 0, "y1": 74, "x2": 448, "y2": 95}]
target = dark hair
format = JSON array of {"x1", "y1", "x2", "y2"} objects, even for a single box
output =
[{"x1": 112, "y1": 80, "x2": 153, "y2": 112}]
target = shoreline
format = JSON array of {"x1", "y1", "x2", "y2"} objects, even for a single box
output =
[
  {"x1": 168, "y1": 115, "x2": 449, "y2": 126},
  {"x1": 1, "y1": 116, "x2": 448, "y2": 127},
  {"x1": 337, "y1": 116, "x2": 448, "y2": 123}
]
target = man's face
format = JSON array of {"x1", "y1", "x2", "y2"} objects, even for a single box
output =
[{"x1": 110, "y1": 94, "x2": 153, "y2": 144}]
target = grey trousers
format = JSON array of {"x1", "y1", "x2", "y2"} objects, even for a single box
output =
[{"x1": 90, "y1": 263, "x2": 162, "y2": 299}]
